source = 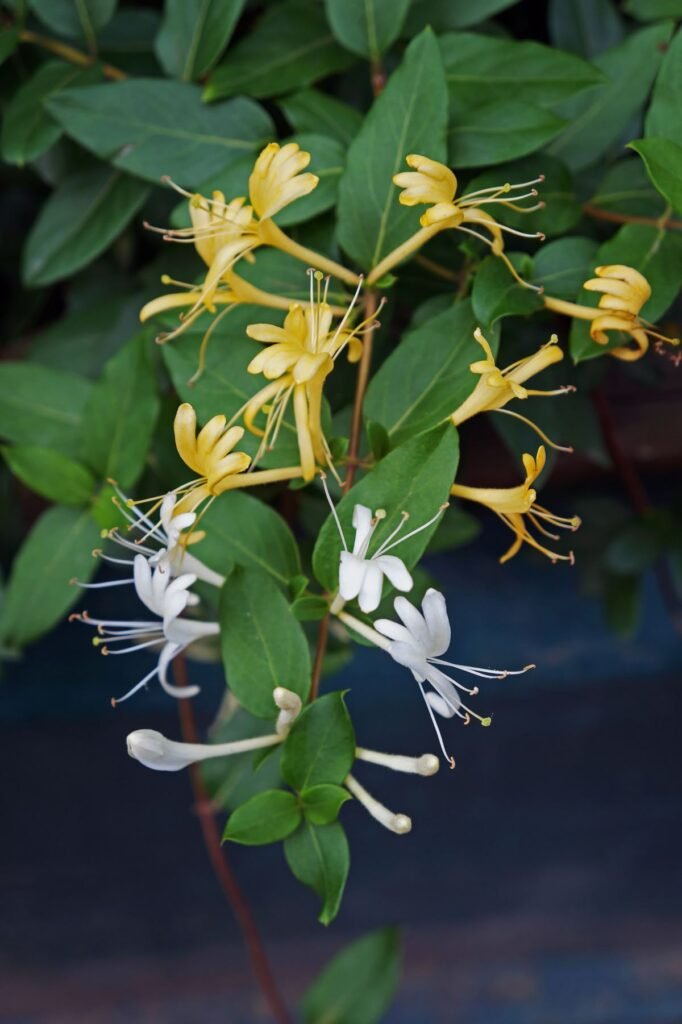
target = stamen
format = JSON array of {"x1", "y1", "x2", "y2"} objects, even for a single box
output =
[
  {"x1": 494, "y1": 408, "x2": 574, "y2": 453},
  {"x1": 187, "y1": 303, "x2": 237, "y2": 386},
  {"x1": 111, "y1": 665, "x2": 160, "y2": 705},
  {"x1": 375, "y1": 503, "x2": 449, "y2": 556},
  {"x1": 417, "y1": 681, "x2": 456, "y2": 769},
  {"x1": 319, "y1": 472, "x2": 348, "y2": 550},
  {"x1": 70, "y1": 577, "x2": 135, "y2": 589}
]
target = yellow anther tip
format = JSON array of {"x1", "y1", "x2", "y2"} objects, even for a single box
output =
[{"x1": 480, "y1": 717, "x2": 492, "y2": 728}]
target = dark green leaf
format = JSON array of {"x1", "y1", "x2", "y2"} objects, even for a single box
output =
[
  {"x1": 473, "y1": 254, "x2": 544, "y2": 327},
  {"x1": 405, "y1": 0, "x2": 518, "y2": 32},
  {"x1": 549, "y1": 23, "x2": 673, "y2": 171},
  {"x1": 325, "y1": 0, "x2": 410, "y2": 59},
  {"x1": 313, "y1": 426, "x2": 458, "y2": 590},
  {"x1": 47, "y1": 80, "x2": 273, "y2": 187},
  {"x1": 291, "y1": 594, "x2": 330, "y2": 621},
  {"x1": 605, "y1": 518, "x2": 663, "y2": 574},
  {"x1": 220, "y1": 567, "x2": 311, "y2": 718},
  {"x1": 0, "y1": 27, "x2": 20, "y2": 66},
  {"x1": 281, "y1": 692, "x2": 355, "y2": 790},
  {"x1": 278, "y1": 88, "x2": 362, "y2": 147},
  {"x1": 29, "y1": 0, "x2": 117, "y2": 46},
  {"x1": 646, "y1": 28, "x2": 682, "y2": 147},
  {"x1": 427, "y1": 506, "x2": 480, "y2": 553},
  {"x1": 625, "y1": 0, "x2": 682, "y2": 20},
  {"x1": 1, "y1": 61, "x2": 101, "y2": 166},
  {"x1": 204, "y1": 1, "x2": 353, "y2": 101},
  {"x1": 301, "y1": 928, "x2": 402, "y2": 1024},
  {"x1": 548, "y1": 0, "x2": 624, "y2": 58},
  {"x1": 532, "y1": 237, "x2": 600, "y2": 299},
  {"x1": 449, "y1": 100, "x2": 565, "y2": 168},
  {"x1": 1, "y1": 445, "x2": 95, "y2": 506},
  {"x1": 80, "y1": 334, "x2": 160, "y2": 488},
  {"x1": 97, "y1": 8, "x2": 161, "y2": 51},
  {"x1": 630, "y1": 137, "x2": 682, "y2": 214},
  {"x1": 22, "y1": 166, "x2": 148, "y2": 287},
  {"x1": 0, "y1": 505, "x2": 100, "y2": 649},
  {"x1": 201, "y1": 707, "x2": 283, "y2": 811},
  {"x1": 590, "y1": 158, "x2": 666, "y2": 218},
  {"x1": 284, "y1": 820, "x2": 349, "y2": 925},
  {"x1": 223, "y1": 789, "x2": 301, "y2": 845},
  {"x1": 0, "y1": 363, "x2": 92, "y2": 458},
  {"x1": 604, "y1": 574, "x2": 641, "y2": 637},
  {"x1": 300, "y1": 784, "x2": 352, "y2": 825},
  {"x1": 155, "y1": 0, "x2": 246, "y2": 80}
]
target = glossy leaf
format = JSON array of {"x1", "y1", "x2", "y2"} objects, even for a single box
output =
[
  {"x1": 646, "y1": 28, "x2": 682, "y2": 147},
  {"x1": 155, "y1": 0, "x2": 247, "y2": 80},
  {"x1": 0, "y1": 505, "x2": 100, "y2": 649},
  {"x1": 337, "y1": 29, "x2": 448, "y2": 270},
  {"x1": 300, "y1": 784, "x2": 352, "y2": 825},
  {"x1": 1, "y1": 445, "x2": 95, "y2": 506},
  {"x1": 449, "y1": 100, "x2": 565, "y2": 168},
  {"x1": 472, "y1": 254, "x2": 544, "y2": 327},
  {"x1": 284, "y1": 821, "x2": 350, "y2": 925},
  {"x1": 532, "y1": 237, "x2": 600, "y2": 300},
  {"x1": 281, "y1": 692, "x2": 355, "y2": 790},
  {"x1": 301, "y1": 928, "x2": 402, "y2": 1024},
  {"x1": 629, "y1": 138, "x2": 682, "y2": 215},
  {"x1": 325, "y1": 0, "x2": 411, "y2": 59},
  {"x1": 205, "y1": 1, "x2": 353, "y2": 101},
  {"x1": 47, "y1": 80, "x2": 273, "y2": 187},
  {"x1": 223, "y1": 789, "x2": 301, "y2": 845},
  {"x1": 278, "y1": 88, "x2": 362, "y2": 147},
  {"x1": 0, "y1": 363, "x2": 92, "y2": 457},
  {"x1": 548, "y1": 0, "x2": 624, "y2": 58},
  {"x1": 404, "y1": 0, "x2": 518, "y2": 32},
  {"x1": 625, "y1": 0, "x2": 682, "y2": 19},
  {"x1": 590, "y1": 158, "x2": 667, "y2": 219},
  {"x1": 0, "y1": 27, "x2": 19, "y2": 65},
  {"x1": 23, "y1": 166, "x2": 148, "y2": 287},
  {"x1": 220, "y1": 567, "x2": 311, "y2": 718},
  {"x1": 29, "y1": 0, "x2": 117, "y2": 46}
]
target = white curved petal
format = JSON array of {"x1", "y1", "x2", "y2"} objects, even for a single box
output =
[
  {"x1": 393, "y1": 596, "x2": 430, "y2": 649},
  {"x1": 373, "y1": 619, "x2": 414, "y2": 645},
  {"x1": 351, "y1": 504, "x2": 374, "y2": 556},
  {"x1": 421, "y1": 588, "x2": 451, "y2": 656},
  {"x1": 158, "y1": 642, "x2": 200, "y2": 698},
  {"x1": 426, "y1": 666, "x2": 462, "y2": 714},
  {"x1": 387, "y1": 640, "x2": 429, "y2": 683},
  {"x1": 162, "y1": 591, "x2": 190, "y2": 631},
  {"x1": 373, "y1": 554, "x2": 412, "y2": 593},
  {"x1": 425, "y1": 691, "x2": 456, "y2": 719},
  {"x1": 357, "y1": 562, "x2": 384, "y2": 613},
  {"x1": 133, "y1": 555, "x2": 156, "y2": 612},
  {"x1": 339, "y1": 551, "x2": 365, "y2": 600}
]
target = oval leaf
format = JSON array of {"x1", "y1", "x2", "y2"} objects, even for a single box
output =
[
  {"x1": 1, "y1": 445, "x2": 95, "y2": 506},
  {"x1": 223, "y1": 789, "x2": 301, "y2": 845},
  {"x1": 281, "y1": 691, "x2": 355, "y2": 790},
  {"x1": 284, "y1": 820, "x2": 350, "y2": 925}
]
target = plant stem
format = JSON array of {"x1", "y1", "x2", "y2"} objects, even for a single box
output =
[
  {"x1": 19, "y1": 28, "x2": 127, "y2": 80},
  {"x1": 173, "y1": 656, "x2": 292, "y2": 1024},
  {"x1": 582, "y1": 202, "x2": 682, "y2": 231}
]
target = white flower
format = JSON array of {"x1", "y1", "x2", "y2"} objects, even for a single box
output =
[
  {"x1": 374, "y1": 588, "x2": 533, "y2": 765},
  {"x1": 322, "y1": 475, "x2": 446, "y2": 614},
  {"x1": 71, "y1": 554, "x2": 219, "y2": 704}
]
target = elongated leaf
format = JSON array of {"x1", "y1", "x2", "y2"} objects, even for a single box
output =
[
  {"x1": 220, "y1": 567, "x2": 311, "y2": 718},
  {"x1": 325, "y1": 0, "x2": 410, "y2": 59},
  {"x1": 23, "y1": 166, "x2": 148, "y2": 287},
  {"x1": 284, "y1": 821, "x2": 349, "y2": 925},
  {"x1": 29, "y1": 0, "x2": 117, "y2": 46},
  {"x1": 0, "y1": 27, "x2": 19, "y2": 65},
  {"x1": 47, "y1": 80, "x2": 273, "y2": 187},
  {"x1": 155, "y1": 0, "x2": 247, "y2": 80},
  {"x1": 646, "y1": 29, "x2": 682, "y2": 146},
  {"x1": 204, "y1": 1, "x2": 353, "y2": 101},
  {"x1": 80, "y1": 334, "x2": 160, "y2": 488},
  {"x1": 405, "y1": 0, "x2": 518, "y2": 32},
  {"x1": 187, "y1": 491, "x2": 300, "y2": 587},
  {"x1": 548, "y1": 0, "x2": 624, "y2": 58},
  {"x1": 625, "y1": 0, "x2": 682, "y2": 20},
  {"x1": 1, "y1": 445, "x2": 95, "y2": 506},
  {"x1": 0, "y1": 363, "x2": 92, "y2": 457},
  {"x1": 337, "y1": 29, "x2": 448, "y2": 270},
  {"x1": 472, "y1": 255, "x2": 543, "y2": 327},
  {"x1": 440, "y1": 32, "x2": 604, "y2": 112},
  {"x1": 223, "y1": 789, "x2": 301, "y2": 845},
  {"x1": 301, "y1": 784, "x2": 351, "y2": 826},
  {"x1": 549, "y1": 23, "x2": 673, "y2": 171},
  {"x1": 629, "y1": 138, "x2": 682, "y2": 214},
  {"x1": 1, "y1": 61, "x2": 101, "y2": 166},
  {"x1": 0, "y1": 505, "x2": 100, "y2": 649},
  {"x1": 313, "y1": 426, "x2": 459, "y2": 592},
  {"x1": 449, "y1": 100, "x2": 565, "y2": 168},
  {"x1": 590, "y1": 158, "x2": 666, "y2": 218},
  {"x1": 281, "y1": 692, "x2": 355, "y2": 790},
  {"x1": 278, "y1": 88, "x2": 362, "y2": 147},
  {"x1": 301, "y1": 928, "x2": 402, "y2": 1024},
  {"x1": 532, "y1": 237, "x2": 600, "y2": 299}
]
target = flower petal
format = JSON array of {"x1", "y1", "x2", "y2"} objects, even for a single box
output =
[
  {"x1": 421, "y1": 588, "x2": 451, "y2": 656},
  {"x1": 393, "y1": 596, "x2": 430, "y2": 650},
  {"x1": 373, "y1": 554, "x2": 412, "y2": 593},
  {"x1": 338, "y1": 551, "x2": 365, "y2": 601},
  {"x1": 357, "y1": 562, "x2": 384, "y2": 614},
  {"x1": 387, "y1": 640, "x2": 429, "y2": 683}
]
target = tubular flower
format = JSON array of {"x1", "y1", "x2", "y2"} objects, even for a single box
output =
[
  {"x1": 451, "y1": 328, "x2": 574, "y2": 451},
  {"x1": 372, "y1": 153, "x2": 544, "y2": 289},
  {"x1": 543, "y1": 265, "x2": 680, "y2": 362},
  {"x1": 241, "y1": 275, "x2": 376, "y2": 482},
  {"x1": 248, "y1": 141, "x2": 319, "y2": 220},
  {"x1": 450, "y1": 446, "x2": 580, "y2": 564},
  {"x1": 172, "y1": 403, "x2": 252, "y2": 514}
]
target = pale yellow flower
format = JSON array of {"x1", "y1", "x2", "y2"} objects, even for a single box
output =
[
  {"x1": 248, "y1": 142, "x2": 319, "y2": 220},
  {"x1": 173, "y1": 403, "x2": 252, "y2": 514}
]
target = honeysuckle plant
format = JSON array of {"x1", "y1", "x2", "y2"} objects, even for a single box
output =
[{"x1": 3, "y1": 3, "x2": 681, "y2": 1021}]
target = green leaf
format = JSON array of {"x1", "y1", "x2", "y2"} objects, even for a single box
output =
[
  {"x1": 646, "y1": 28, "x2": 682, "y2": 147},
  {"x1": 0, "y1": 27, "x2": 20, "y2": 66},
  {"x1": 590, "y1": 158, "x2": 666, "y2": 219},
  {"x1": 630, "y1": 137, "x2": 682, "y2": 214},
  {"x1": 22, "y1": 166, "x2": 148, "y2": 287},
  {"x1": 187, "y1": 491, "x2": 300, "y2": 587},
  {"x1": 278, "y1": 88, "x2": 362, "y2": 147},
  {"x1": 449, "y1": 100, "x2": 565, "y2": 168},
  {"x1": 29, "y1": 0, "x2": 117, "y2": 46},
  {"x1": 223, "y1": 789, "x2": 301, "y2": 845},
  {"x1": 1, "y1": 445, "x2": 96, "y2": 506},
  {"x1": 204, "y1": 1, "x2": 353, "y2": 101},
  {"x1": 548, "y1": 0, "x2": 624, "y2": 59},
  {"x1": 532, "y1": 237, "x2": 600, "y2": 300},
  {"x1": 300, "y1": 784, "x2": 352, "y2": 825},
  {"x1": 313, "y1": 426, "x2": 458, "y2": 591},
  {"x1": 0, "y1": 505, "x2": 100, "y2": 649},
  {"x1": 47, "y1": 80, "x2": 273, "y2": 187},
  {"x1": 201, "y1": 707, "x2": 283, "y2": 811},
  {"x1": 1, "y1": 61, "x2": 101, "y2": 166},
  {"x1": 324, "y1": 0, "x2": 410, "y2": 59},
  {"x1": 80, "y1": 334, "x2": 160, "y2": 488},
  {"x1": 549, "y1": 23, "x2": 673, "y2": 171},
  {"x1": 220, "y1": 567, "x2": 311, "y2": 718},
  {"x1": 155, "y1": 0, "x2": 246, "y2": 80},
  {"x1": 282, "y1": 692, "x2": 355, "y2": 790},
  {"x1": 284, "y1": 821, "x2": 349, "y2": 925},
  {"x1": 427, "y1": 506, "x2": 480, "y2": 553},
  {"x1": 404, "y1": 0, "x2": 518, "y2": 32},
  {"x1": 0, "y1": 363, "x2": 92, "y2": 458},
  {"x1": 604, "y1": 574, "x2": 641, "y2": 637},
  {"x1": 625, "y1": 0, "x2": 682, "y2": 20},
  {"x1": 301, "y1": 928, "x2": 402, "y2": 1024},
  {"x1": 337, "y1": 28, "x2": 448, "y2": 271},
  {"x1": 291, "y1": 594, "x2": 331, "y2": 621},
  {"x1": 473, "y1": 254, "x2": 544, "y2": 327},
  {"x1": 365, "y1": 301, "x2": 491, "y2": 445},
  {"x1": 440, "y1": 32, "x2": 604, "y2": 112}
]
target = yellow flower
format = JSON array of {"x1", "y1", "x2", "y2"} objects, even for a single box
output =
[
  {"x1": 173, "y1": 403, "x2": 252, "y2": 514},
  {"x1": 248, "y1": 142, "x2": 319, "y2": 220},
  {"x1": 543, "y1": 264, "x2": 680, "y2": 362},
  {"x1": 451, "y1": 329, "x2": 573, "y2": 450},
  {"x1": 393, "y1": 154, "x2": 460, "y2": 226},
  {"x1": 450, "y1": 446, "x2": 580, "y2": 564}
]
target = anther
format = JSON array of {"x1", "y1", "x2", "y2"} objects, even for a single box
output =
[
  {"x1": 110, "y1": 698, "x2": 117, "y2": 708},
  {"x1": 480, "y1": 717, "x2": 492, "y2": 727}
]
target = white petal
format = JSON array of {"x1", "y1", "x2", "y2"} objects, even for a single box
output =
[
  {"x1": 158, "y1": 642, "x2": 200, "y2": 698},
  {"x1": 425, "y1": 691, "x2": 456, "y2": 719},
  {"x1": 426, "y1": 666, "x2": 462, "y2": 713},
  {"x1": 394, "y1": 596, "x2": 430, "y2": 649},
  {"x1": 162, "y1": 591, "x2": 190, "y2": 631},
  {"x1": 421, "y1": 588, "x2": 451, "y2": 656},
  {"x1": 387, "y1": 640, "x2": 430, "y2": 683},
  {"x1": 133, "y1": 555, "x2": 155, "y2": 612},
  {"x1": 373, "y1": 618, "x2": 414, "y2": 645},
  {"x1": 339, "y1": 551, "x2": 365, "y2": 600},
  {"x1": 351, "y1": 504, "x2": 374, "y2": 556},
  {"x1": 159, "y1": 493, "x2": 176, "y2": 531},
  {"x1": 373, "y1": 554, "x2": 412, "y2": 593},
  {"x1": 357, "y1": 562, "x2": 384, "y2": 613}
]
